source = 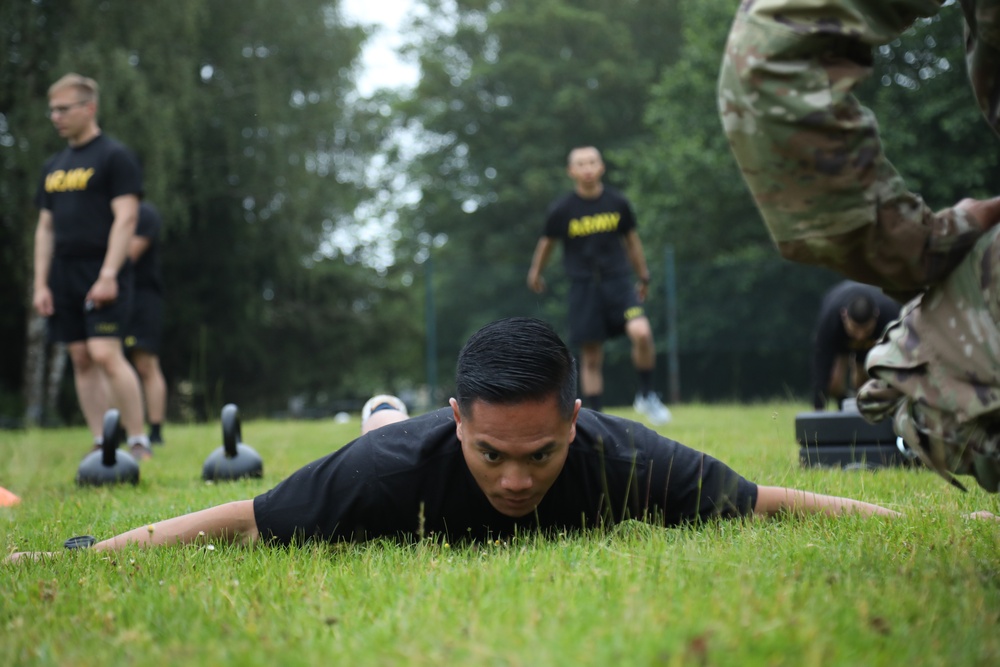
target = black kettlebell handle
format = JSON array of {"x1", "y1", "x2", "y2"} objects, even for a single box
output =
[
  {"x1": 221, "y1": 403, "x2": 242, "y2": 458},
  {"x1": 101, "y1": 409, "x2": 124, "y2": 466}
]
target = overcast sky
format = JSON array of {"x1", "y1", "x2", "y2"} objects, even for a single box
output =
[{"x1": 341, "y1": 0, "x2": 420, "y2": 96}]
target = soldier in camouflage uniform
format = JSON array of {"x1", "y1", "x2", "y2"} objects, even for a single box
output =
[
  {"x1": 718, "y1": 0, "x2": 1000, "y2": 492},
  {"x1": 858, "y1": 226, "x2": 1000, "y2": 492},
  {"x1": 719, "y1": 0, "x2": 1000, "y2": 295}
]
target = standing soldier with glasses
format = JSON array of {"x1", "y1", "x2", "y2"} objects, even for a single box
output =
[{"x1": 31, "y1": 73, "x2": 152, "y2": 460}]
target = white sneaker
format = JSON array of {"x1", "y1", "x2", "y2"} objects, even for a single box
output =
[
  {"x1": 127, "y1": 435, "x2": 154, "y2": 462},
  {"x1": 361, "y1": 394, "x2": 408, "y2": 428},
  {"x1": 634, "y1": 393, "x2": 672, "y2": 425}
]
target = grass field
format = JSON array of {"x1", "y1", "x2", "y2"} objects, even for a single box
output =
[{"x1": 2, "y1": 402, "x2": 999, "y2": 666}]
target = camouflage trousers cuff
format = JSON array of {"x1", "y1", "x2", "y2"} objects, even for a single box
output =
[{"x1": 858, "y1": 379, "x2": 1000, "y2": 493}]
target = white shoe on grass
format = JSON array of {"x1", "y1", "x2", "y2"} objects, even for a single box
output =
[
  {"x1": 361, "y1": 394, "x2": 408, "y2": 429},
  {"x1": 634, "y1": 393, "x2": 672, "y2": 425}
]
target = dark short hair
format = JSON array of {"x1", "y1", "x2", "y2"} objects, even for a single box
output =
[
  {"x1": 567, "y1": 145, "x2": 601, "y2": 165},
  {"x1": 846, "y1": 295, "x2": 876, "y2": 323},
  {"x1": 455, "y1": 317, "x2": 578, "y2": 420}
]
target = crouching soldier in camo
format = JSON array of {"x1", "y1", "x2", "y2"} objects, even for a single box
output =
[
  {"x1": 718, "y1": 0, "x2": 1000, "y2": 298},
  {"x1": 718, "y1": 0, "x2": 1000, "y2": 492},
  {"x1": 858, "y1": 226, "x2": 1000, "y2": 493}
]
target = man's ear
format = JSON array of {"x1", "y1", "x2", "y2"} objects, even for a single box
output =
[
  {"x1": 449, "y1": 398, "x2": 463, "y2": 441},
  {"x1": 568, "y1": 399, "x2": 582, "y2": 442}
]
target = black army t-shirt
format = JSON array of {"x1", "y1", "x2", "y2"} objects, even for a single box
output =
[
  {"x1": 544, "y1": 187, "x2": 637, "y2": 280},
  {"x1": 35, "y1": 134, "x2": 143, "y2": 259},
  {"x1": 253, "y1": 408, "x2": 758, "y2": 544}
]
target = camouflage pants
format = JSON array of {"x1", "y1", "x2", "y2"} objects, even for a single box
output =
[
  {"x1": 718, "y1": 0, "x2": 1000, "y2": 296},
  {"x1": 857, "y1": 226, "x2": 1000, "y2": 493}
]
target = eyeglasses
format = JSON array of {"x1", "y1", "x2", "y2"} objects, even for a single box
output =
[{"x1": 47, "y1": 100, "x2": 89, "y2": 117}]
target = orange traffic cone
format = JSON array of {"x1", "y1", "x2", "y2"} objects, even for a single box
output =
[{"x1": 0, "y1": 486, "x2": 21, "y2": 507}]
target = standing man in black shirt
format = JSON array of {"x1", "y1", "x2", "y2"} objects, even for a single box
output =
[
  {"x1": 527, "y1": 146, "x2": 670, "y2": 425},
  {"x1": 31, "y1": 73, "x2": 152, "y2": 460},
  {"x1": 9, "y1": 317, "x2": 911, "y2": 561},
  {"x1": 811, "y1": 281, "x2": 901, "y2": 410},
  {"x1": 124, "y1": 201, "x2": 168, "y2": 445}
]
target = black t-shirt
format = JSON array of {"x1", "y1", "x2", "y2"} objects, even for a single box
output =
[
  {"x1": 812, "y1": 280, "x2": 902, "y2": 408},
  {"x1": 133, "y1": 201, "x2": 164, "y2": 294},
  {"x1": 543, "y1": 187, "x2": 637, "y2": 280},
  {"x1": 35, "y1": 134, "x2": 143, "y2": 259},
  {"x1": 253, "y1": 408, "x2": 758, "y2": 544}
]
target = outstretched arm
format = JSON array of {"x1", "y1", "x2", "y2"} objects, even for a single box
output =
[
  {"x1": 753, "y1": 485, "x2": 900, "y2": 518},
  {"x1": 6, "y1": 500, "x2": 258, "y2": 562},
  {"x1": 753, "y1": 486, "x2": 1000, "y2": 522},
  {"x1": 96, "y1": 499, "x2": 259, "y2": 550}
]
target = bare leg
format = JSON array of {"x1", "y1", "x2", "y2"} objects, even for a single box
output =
[
  {"x1": 626, "y1": 315, "x2": 671, "y2": 424},
  {"x1": 625, "y1": 316, "x2": 655, "y2": 372},
  {"x1": 87, "y1": 337, "x2": 146, "y2": 439},
  {"x1": 579, "y1": 343, "x2": 604, "y2": 397},
  {"x1": 68, "y1": 341, "x2": 111, "y2": 440},
  {"x1": 130, "y1": 349, "x2": 167, "y2": 425}
]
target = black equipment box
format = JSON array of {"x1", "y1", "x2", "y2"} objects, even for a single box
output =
[
  {"x1": 795, "y1": 409, "x2": 916, "y2": 469},
  {"x1": 795, "y1": 410, "x2": 896, "y2": 447},
  {"x1": 798, "y1": 443, "x2": 913, "y2": 469}
]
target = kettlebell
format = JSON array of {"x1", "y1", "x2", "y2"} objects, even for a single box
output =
[
  {"x1": 76, "y1": 409, "x2": 140, "y2": 486},
  {"x1": 202, "y1": 403, "x2": 263, "y2": 481}
]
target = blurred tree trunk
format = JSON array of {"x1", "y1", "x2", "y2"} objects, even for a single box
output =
[
  {"x1": 22, "y1": 308, "x2": 67, "y2": 427},
  {"x1": 22, "y1": 313, "x2": 46, "y2": 426},
  {"x1": 45, "y1": 343, "x2": 67, "y2": 425}
]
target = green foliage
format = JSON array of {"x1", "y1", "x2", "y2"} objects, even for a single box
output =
[
  {"x1": 623, "y1": 0, "x2": 766, "y2": 263},
  {"x1": 155, "y1": 0, "x2": 398, "y2": 414},
  {"x1": 859, "y1": 9, "x2": 1000, "y2": 204},
  {"x1": 1, "y1": 1, "x2": 424, "y2": 419},
  {"x1": 0, "y1": 1, "x2": 72, "y2": 405},
  {"x1": 3, "y1": 405, "x2": 1000, "y2": 665},
  {"x1": 397, "y1": 0, "x2": 682, "y2": 380}
]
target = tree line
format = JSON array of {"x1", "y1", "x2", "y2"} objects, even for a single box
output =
[{"x1": 1, "y1": 0, "x2": 997, "y2": 423}]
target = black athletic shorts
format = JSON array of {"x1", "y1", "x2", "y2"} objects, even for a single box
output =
[
  {"x1": 567, "y1": 274, "x2": 644, "y2": 345},
  {"x1": 124, "y1": 289, "x2": 164, "y2": 355},
  {"x1": 47, "y1": 257, "x2": 134, "y2": 344}
]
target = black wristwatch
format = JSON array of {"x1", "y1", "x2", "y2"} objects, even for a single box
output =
[{"x1": 64, "y1": 535, "x2": 97, "y2": 550}]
